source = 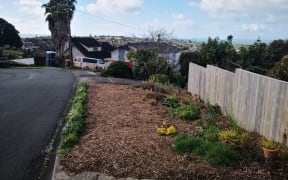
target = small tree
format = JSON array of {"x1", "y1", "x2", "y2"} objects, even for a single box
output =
[
  {"x1": 179, "y1": 51, "x2": 201, "y2": 81},
  {"x1": 128, "y1": 48, "x2": 173, "y2": 80},
  {"x1": 267, "y1": 55, "x2": 288, "y2": 81},
  {"x1": 199, "y1": 35, "x2": 238, "y2": 71},
  {"x1": 0, "y1": 18, "x2": 22, "y2": 57}
]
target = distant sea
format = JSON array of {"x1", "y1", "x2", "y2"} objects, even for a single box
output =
[{"x1": 179, "y1": 38, "x2": 274, "y2": 45}]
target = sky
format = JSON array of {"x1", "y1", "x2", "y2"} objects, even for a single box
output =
[{"x1": 1, "y1": 0, "x2": 288, "y2": 41}]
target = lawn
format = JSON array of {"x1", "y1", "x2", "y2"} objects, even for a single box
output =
[{"x1": 60, "y1": 82, "x2": 288, "y2": 179}]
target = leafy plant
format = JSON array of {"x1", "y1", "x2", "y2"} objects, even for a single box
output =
[
  {"x1": 149, "y1": 74, "x2": 170, "y2": 85},
  {"x1": 101, "y1": 61, "x2": 133, "y2": 78},
  {"x1": 203, "y1": 126, "x2": 220, "y2": 142},
  {"x1": 219, "y1": 129, "x2": 240, "y2": 147},
  {"x1": 260, "y1": 139, "x2": 280, "y2": 150},
  {"x1": 161, "y1": 96, "x2": 179, "y2": 108},
  {"x1": 202, "y1": 112, "x2": 217, "y2": 126},
  {"x1": 227, "y1": 115, "x2": 241, "y2": 132},
  {"x1": 59, "y1": 82, "x2": 87, "y2": 156},
  {"x1": 157, "y1": 121, "x2": 176, "y2": 135},
  {"x1": 239, "y1": 132, "x2": 250, "y2": 146},
  {"x1": 195, "y1": 119, "x2": 204, "y2": 127},
  {"x1": 206, "y1": 103, "x2": 222, "y2": 115},
  {"x1": 174, "y1": 103, "x2": 200, "y2": 120}
]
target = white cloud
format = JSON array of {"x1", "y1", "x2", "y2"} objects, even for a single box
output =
[
  {"x1": 199, "y1": 0, "x2": 288, "y2": 22},
  {"x1": 18, "y1": 0, "x2": 41, "y2": 6},
  {"x1": 240, "y1": 24, "x2": 267, "y2": 32},
  {"x1": 17, "y1": 0, "x2": 44, "y2": 16},
  {"x1": 171, "y1": 13, "x2": 194, "y2": 29},
  {"x1": 83, "y1": 0, "x2": 143, "y2": 16},
  {"x1": 138, "y1": 14, "x2": 195, "y2": 38}
]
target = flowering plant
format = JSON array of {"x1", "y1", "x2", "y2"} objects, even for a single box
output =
[{"x1": 157, "y1": 121, "x2": 176, "y2": 135}]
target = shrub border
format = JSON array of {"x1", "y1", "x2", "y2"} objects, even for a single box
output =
[{"x1": 58, "y1": 82, "x2": 87, "y2": 156}]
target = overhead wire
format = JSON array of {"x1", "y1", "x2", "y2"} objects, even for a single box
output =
[{"x1": 74, "y1": 9, "x2": 150, "y2": 34}]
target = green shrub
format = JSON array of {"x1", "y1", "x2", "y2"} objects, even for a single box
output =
[
  {"x1": 202, "y1": 112, "x2": 217, "y2": 126},
  {"x1": 173, "y1": 134, "x2": 202, "y2": 154},
  {"x1": 203, "y1": 126, "x2": 220, "y2": 142},
  {"x1": 174, "y1": 103, "x2": 200, "y2": 120},
  {"x1": 204, "y1": 143, "x2": 238, "y2": 166},
  {"x1": 219, "y1": 129, "x2": 240, "y2": 147},
  {"x1": 59, "y1": 82, "x2": 87, "y2": 156},
  {"x1": 206, "y1": 103, "x2": 222, "y2": 115},
  {"x1": 227, "y1": 115, "x2": 241, "y2": 132},
  {"x1": 149, "y1": 74, "x2": 170, "y2": 85},
  {"x1": 101, "y1": 61, "x2": 133, "y2": 78},
  {"x1": 161, "y1": 96, "x2": 179, "y2": 108},
  {"x1": 174, "y1": 132, "x2": 239, "y2": 167},
  {"x1": 60, "y1": 133, "x2": 78, "y2": 150},
  {"x1": 34, "y1": 53, "x2": 46, "y2": 66}
]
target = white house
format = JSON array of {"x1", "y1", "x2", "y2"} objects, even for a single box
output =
[{"x1": 111, "y1": 42, "x2": 183, "y2": 70}]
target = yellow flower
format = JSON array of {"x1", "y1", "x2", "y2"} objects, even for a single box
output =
[
  {"x1": 166, "y1": 125, "x2": 176, "y2": 135},
  {"x1": 157, "y1": 127, "x2": 167, "y2": 135}
]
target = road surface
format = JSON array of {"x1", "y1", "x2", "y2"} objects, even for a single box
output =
[{"x1": 0, "y1": 68, "x2": 74, "y2": 180}]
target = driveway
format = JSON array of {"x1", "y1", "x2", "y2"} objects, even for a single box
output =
[
  {"x1": 71, "y1": 69, "x2": 144, "y2": 85},
  {"x1": 0, "y1": 68, "x2": 74, "y2": 180}
]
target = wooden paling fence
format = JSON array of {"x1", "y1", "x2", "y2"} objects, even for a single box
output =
[{"x1": 188, "y1": 63, "x2": 288, "y2": 144}]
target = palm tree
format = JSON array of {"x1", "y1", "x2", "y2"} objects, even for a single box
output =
[{"x1": 42, "y1": 0, "x2": 76, "y2": 64}]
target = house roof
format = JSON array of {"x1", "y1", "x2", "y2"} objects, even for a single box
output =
[
  {"x1": 71, "y1": 37, "x2": 114, "y2": 59},
  {"x1": 126, "y1": 42, "x2": 182, "y2": 54}
]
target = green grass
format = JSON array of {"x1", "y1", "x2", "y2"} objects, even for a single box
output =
[
  {"x1": 59, "y1": 82, "x2": 87, "y2": 156},
  {"x1": 173, "y1": 103, "x2": 200, "y2": 120},
  {"x1": 173, "y1": 133, "x2": 239, "y2": 167},
  {"x1": 3, "y1": 50, "x2": 23, "y2": 57}
]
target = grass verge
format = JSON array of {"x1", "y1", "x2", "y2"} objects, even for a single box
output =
[{"x1": 59, "y1": 82, "x2": 87, "y2": 156}]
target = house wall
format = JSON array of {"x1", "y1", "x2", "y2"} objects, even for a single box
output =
[
  {"x1": 71, "y1": 46, "x2": 84, "y2": 60},
  {"x1": 111, "y1": 49, "x2": 119, "y2": 60},
  {"x1": 111, "y1": 49, "x2": 129, "y2": 62},
  {"x1": 188, "y1": 63, "x2": 288, "y2": 145}
]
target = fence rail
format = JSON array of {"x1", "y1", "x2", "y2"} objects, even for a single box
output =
[{"x1": 188, "y1": 63, "x2": 288, "y2": 144}]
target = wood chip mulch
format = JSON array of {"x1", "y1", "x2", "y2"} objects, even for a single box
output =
[{"x1": 60, "y1": 83, "x2": 284, "y2": 179}]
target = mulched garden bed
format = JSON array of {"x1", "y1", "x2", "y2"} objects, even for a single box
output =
[{"x1": 60, "y1": 82, "x2": 288, "y2": 179}]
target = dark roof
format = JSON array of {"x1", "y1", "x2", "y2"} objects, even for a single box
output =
[
  {"x1": 71, "y1": 37, "x2": 114, "y2": 59},
  {"x1": 127, "y1": 42, "x2": 182, "y2": 54}
]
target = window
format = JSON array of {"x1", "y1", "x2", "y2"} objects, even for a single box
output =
[{"x1": 82, "y1": 58, "x2": 98, "y2": 63}]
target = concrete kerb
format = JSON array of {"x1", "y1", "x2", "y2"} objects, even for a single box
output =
[{"x1": 52, "y1": 156, "x2": 151, "y2": 180}]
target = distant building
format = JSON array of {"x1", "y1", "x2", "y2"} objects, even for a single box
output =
[
  {"x1": 70, "y1": 37, "x2": 114, "y2": 60},
  {"x1": 22, "y1": 41, "x2": 38, "y2": 51},
  {"x1": 111, "y1": 42, "x2": 183, "y2": 70}
]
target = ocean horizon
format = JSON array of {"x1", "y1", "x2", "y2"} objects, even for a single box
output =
[{"x1": 179, "y1": 38, "x2": 274, "y2": 45}]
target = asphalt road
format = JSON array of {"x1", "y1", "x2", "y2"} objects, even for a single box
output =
[{"x1": 0, "y1": 68, "x2": 74, "y2": 180}]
